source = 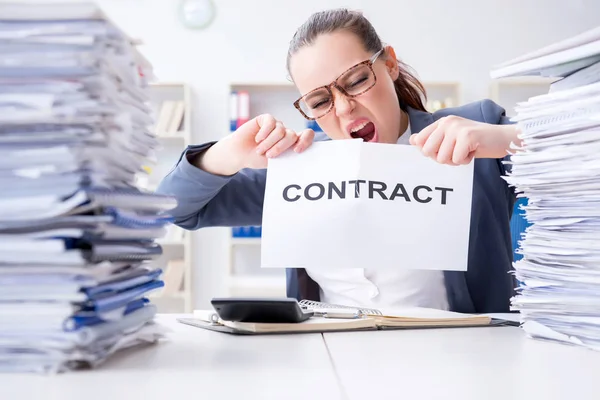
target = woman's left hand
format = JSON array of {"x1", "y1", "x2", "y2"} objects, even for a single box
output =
[{"x1": 409, "y1": 115, "x2": 520, "y2": 165}]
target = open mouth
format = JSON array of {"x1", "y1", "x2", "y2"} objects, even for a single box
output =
[{"x1": 350, "y1": 121, "x2": 377, "y2": 142}]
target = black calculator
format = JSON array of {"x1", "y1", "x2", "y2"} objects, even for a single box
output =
[{"x1": 210, "y1": 297, "x2": 314, "y2": 323}]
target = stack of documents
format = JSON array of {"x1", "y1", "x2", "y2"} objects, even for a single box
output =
[
  {"x1": 0, "y1": 3, "x2": 177, "y2": 372},
  {"x1": 492, "y1": 26, "x2": 600, "y2": 351}
]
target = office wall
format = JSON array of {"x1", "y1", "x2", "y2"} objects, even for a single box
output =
[{"x1": 28, "y1": 0, "x2": 600, "y2": 308}]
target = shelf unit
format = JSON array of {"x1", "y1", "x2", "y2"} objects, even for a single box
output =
[
  {"x1": 229, "y1": 80, "x2": 463, "y2": 125},
  {"x1": 229, "y1": 82, "x2": 307, "y2": 133},
  {"x1": 224, "y1": 82, "x2": 301, "y2": 297},
  {"x1": 422, "y1": 81, "x2": 462, "y2": 112},
  {"x1": 226, "y1": 234, "x2": 286, "y2": 298},
  {"x1": 489, "y1": 76, "x2": 557, "y2": 117},
  {"x1": 140, "y1": 82, "x2": 194, "y2": 313}
]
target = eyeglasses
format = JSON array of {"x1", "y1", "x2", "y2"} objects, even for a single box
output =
[{"x1": 293, "y1": 48, "x2": 384, "y2": 120}]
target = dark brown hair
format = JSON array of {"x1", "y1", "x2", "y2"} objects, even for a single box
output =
[{"x1": 286, "y1": 8, "x2": 427, "y2": 112}]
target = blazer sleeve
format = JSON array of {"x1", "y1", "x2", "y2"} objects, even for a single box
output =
[
  {"x1": 155, "y1": 143, "x2": 267, "y2": 230},
  {"x1": 479, "y1": 99, "x2": 515, "y2": 176},
  {"x1": 155, "y1": 132, "x2": 332, "y2": 230}
]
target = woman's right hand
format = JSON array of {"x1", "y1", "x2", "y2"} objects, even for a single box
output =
[{"x1": 197, "y1": 114, "x2": 315, "y2": 176}]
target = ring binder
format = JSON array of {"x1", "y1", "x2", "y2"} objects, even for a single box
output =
[
  {"x1": 298, "y1": 299, "x2": 383, "y2": 316},
  {"x1": 85, "y1": 187, "x2": 178, "y2": 211}
]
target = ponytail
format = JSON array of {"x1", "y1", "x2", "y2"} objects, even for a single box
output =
[{"x1": 393, "y1": 59, "x2": 427, "y2": 112}]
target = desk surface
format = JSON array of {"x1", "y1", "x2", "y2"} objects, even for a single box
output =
[
  {"x1": 324, "y1": 324, "x2": 600, "y2": 400},
  {"x1": 4, "y1": 314, "x2": 600, "y2": 400},
  {"x1": 1, "y1": 315, "x2": 342, "y2": 400}
]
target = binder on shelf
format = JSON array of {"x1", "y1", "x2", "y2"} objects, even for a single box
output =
[
  {"x1": 155, "y1": 101, "x2": 176, "y2": 135},
  {"x1": 153, "y1": 100, "x2": 185, "y2": 136},
  {"x1": 236, "y1": 90, "x2": 250, "y2": 129},
  {"x1": 229, "y1": 91, "x2": 238, "y2": 132},
  {"x1": 232, "y1": 226, "x2": 262, "y2": 238}
]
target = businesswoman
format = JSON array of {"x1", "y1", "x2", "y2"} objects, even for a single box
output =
[{"x1": 156, "y1": 8, "x2": 520, "y2": 313}]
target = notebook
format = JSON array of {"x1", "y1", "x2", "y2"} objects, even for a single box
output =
[{"x1": 178, "y1": 300, "x2": 510, "y2": 335}]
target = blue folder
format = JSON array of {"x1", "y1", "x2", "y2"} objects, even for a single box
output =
[{"x1": 65, "y1": 298, "x2": 149, "y2": 331}]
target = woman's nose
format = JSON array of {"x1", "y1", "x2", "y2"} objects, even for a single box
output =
[{"x1": 333, "y1": 88, "x2": 355, "y2": 118}]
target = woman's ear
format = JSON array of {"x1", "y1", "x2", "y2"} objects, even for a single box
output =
[{"x1": 384, "y1": 45, "x2": 400, "y2": 80}]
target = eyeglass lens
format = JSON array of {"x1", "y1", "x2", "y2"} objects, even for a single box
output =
[{"x1": 298, "y1": 63, "x2": 375, "y2": 119}]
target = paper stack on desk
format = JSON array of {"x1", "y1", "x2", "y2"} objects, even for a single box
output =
[
  {"x1": 492, "y1": 26, "x2": 600, "y2": 351},
  {"x1": 0, "y1": 2, "x2": 177, "y2": 373}
]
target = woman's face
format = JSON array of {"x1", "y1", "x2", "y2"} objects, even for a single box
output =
[{"x1": 289, "y1": 30, "x2": 404, "y2": 144}]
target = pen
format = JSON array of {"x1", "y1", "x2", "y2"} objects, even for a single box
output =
[{"x1": 313, "y1": 310, "x2": 364, "y2": 319}]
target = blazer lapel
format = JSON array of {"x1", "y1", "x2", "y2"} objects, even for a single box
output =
[{"x1": 406, "y1": 106, "x2": 434, "y2": 134}]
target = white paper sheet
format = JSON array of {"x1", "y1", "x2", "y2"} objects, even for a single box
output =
[
  {"x1": 497, "y1": 29, "x2": 600, "y2": 352},
  {"x1": 0, "y1": 4, "x2": 168, "y2": 374},
  {"x1": 260, "y1": 139, "x2": 474, "y2": 271}
]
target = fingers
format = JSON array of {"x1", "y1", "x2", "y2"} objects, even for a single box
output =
[
  {"x1": 265, "y1": 128, "x2": 300, "y2": 158},
  {"x1": 263, "y1": 127, "x2": 315, "y2": 157},
  {"x1": 254, "y1": 114, "x2": 277, "y2": 143},
  {"x1": 420, "y1": 126, "x2": 445, "y2": 159},
  {"x1": 436, "y1": 135, "x2": 457, "y2": 166},
  {"x1": 453, "y1": 135, "x2": 478, "y2": 165},
  {"x1": 409, "y1": 120, "x2": 438, "y2": 147},
  {"x1": 255, "y1": 121, "x2": 286, "y2": 155},
  {"x1": 294, "y1": 129, "x2": 315, "y2": 153},
  {"x1": 411, "y1": 116, "x2": 478, "y2": 166},
  {"x1": 461, "y1": 152, "x2": 475, "y2": 165}
]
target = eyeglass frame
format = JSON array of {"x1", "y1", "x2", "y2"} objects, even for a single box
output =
[{"x1": 293, "y1": 48, "x2": 385, "y2": 120}]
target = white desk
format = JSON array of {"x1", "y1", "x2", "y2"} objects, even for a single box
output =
[
  {"x1": 4, "y1": 315, "x2": 600, "y2": 400},
  {"x1": 0, "y1": 315, "x2": 343, "y2": 400},
  {"x1": 324, "y1": 325, "x2": 600, "y2": 400}
]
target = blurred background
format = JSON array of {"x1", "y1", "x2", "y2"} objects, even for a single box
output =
[{"x1": 25, "y1": 0, "x2": 597, "y2": 312}]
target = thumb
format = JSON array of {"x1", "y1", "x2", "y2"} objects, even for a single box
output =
[
  {"x1": 294, "y1": 128, "x2": 315, "y2": 153},
  {"x1": 409, "y1": 134, "x2": 417, "y2": 146},
  {"x1": 254, "y1": 114, "x2": 279, "y2": 143}
]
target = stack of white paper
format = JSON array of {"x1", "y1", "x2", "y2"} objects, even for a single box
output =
[
  {"x1": 492, "y1": 26, "x2": 600, "y2": 351},
  {"x1": 0, "y1": 2, "x2": 177, "y2": 373}
]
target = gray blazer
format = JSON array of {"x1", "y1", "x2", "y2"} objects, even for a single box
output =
[{"x1": 156, "y1": 99, "x2": 517, "y2": 313}]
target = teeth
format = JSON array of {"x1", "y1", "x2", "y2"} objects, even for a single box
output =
[{"x1": 350, "y1": 121, "x2": 369, "y2": 133}]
